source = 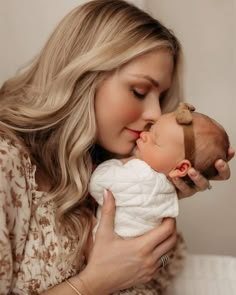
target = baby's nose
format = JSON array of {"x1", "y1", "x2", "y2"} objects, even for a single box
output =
[{"x1": 140, "y1": 131, "x2": 148, "y2": 142}]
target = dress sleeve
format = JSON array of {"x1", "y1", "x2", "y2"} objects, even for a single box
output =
[{"x1": 0, "y1": 143, "x2": 32, "y2": 294}]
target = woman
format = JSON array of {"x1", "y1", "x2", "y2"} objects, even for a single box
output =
[{"x1": 0, "y1": 0, "x2": 232, "y2": 294}]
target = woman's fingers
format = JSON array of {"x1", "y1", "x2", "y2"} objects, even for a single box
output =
[
  {"x1": 137, "y1": 218, "x2": 176, "y2": 252},
  {"x1": 187, "y1": 168, "x2": 209, "y2": 190},
  {"x1": 96, "y1": 189, "x2": 116, "y2": 238},
  {"x1": 172, "y1": 177, "x2": 194, "y2": 199},
  {"x1": 137, "y1": 223, "x2": 177, "y2": 278},
  {"x1": 172, "y1": 168, "x2": 209, "y2": 199},
  {"x1": 206, "y1": 146, "x2": 234, "y2": 180},
  {"x1": 213, "y1": 159, "x2": 231, "y2": 180},
  {"x1": 152, "y1": 234, "x2": 177, "y2": 266},
  {"x1": 84, "y1": 215, "x2": 97, "y2": 262},
  {"x1": 227, "y1": 146, "x2": 235, "y2": 161},
  {"x1": 171, "y1": 147, "x2": 234, "y2": 199}
]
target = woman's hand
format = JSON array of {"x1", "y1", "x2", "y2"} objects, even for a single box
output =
[
  {"x1": 173, "y1": 147, "x2": 234, "y2": 199},
  {"x1": 76, "y1": 190, "x2": 177, "y2": 295},
  {"x1": 213, "y1": 147, "x2": 234, "y2": 180}
]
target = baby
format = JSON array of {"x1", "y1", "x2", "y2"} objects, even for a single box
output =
[{"x1": 89, "y1": 103, "x2": 230, "y2": 238}]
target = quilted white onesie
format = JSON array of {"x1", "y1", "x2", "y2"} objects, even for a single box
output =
[{"x1": 89, "y1": 159, "x2": 179, "y2": 238}]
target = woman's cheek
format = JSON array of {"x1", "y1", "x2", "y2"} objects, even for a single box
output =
[{"x1": 122, "y1": 103, "x2": 142, "y2": 121}]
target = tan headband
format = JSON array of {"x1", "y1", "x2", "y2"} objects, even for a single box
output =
[{"x1": 175, "y1": 102, "x2": 195, "y2": 164}]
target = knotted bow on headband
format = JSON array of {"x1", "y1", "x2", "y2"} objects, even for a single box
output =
[{"x1": 175, "y1": 102, "x2": 195, "y2": 165}]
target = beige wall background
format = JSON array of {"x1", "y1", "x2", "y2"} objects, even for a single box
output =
[
  {"x1": 0, "y1": 0, "x2": 235, "y2": 256},
  {"x1": 0, "y1": 0, "x2": 87, "y2": 83},
  {"x1": 147, "y1": 0, "x2": 236, "y2": 256}
]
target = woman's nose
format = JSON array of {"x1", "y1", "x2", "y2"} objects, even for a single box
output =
[{"x1": 142, "y1": 97, "x2": 162, "y2": 124}]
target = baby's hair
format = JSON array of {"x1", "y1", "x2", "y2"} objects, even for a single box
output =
[{"x1": 184, "y1": 113, "x2": 229, "y2": 187}]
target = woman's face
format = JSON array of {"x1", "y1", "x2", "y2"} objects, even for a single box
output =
[{"x1": 95, "y1": 49, "x2": 174, "y2": 155}]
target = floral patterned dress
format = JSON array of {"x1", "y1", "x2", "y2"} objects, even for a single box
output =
[
  {"x1": 0, "y1": 137, "x2": 185, "y2": 295},
  {"x1": 0, "y1": 137, "x2": 78, "y2": 294}
]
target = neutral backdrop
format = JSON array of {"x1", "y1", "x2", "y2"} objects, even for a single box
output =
[
  {"x1": 147, "y1": 0, "x2": 236, "y2": 256},
  {"x1": 0, "y1": 0, "x2": 235, "y2": 256}
]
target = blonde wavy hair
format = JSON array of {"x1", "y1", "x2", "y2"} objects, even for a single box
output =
[{"x1": 0, "y1": 0, "x2": 183, "y2": 269}]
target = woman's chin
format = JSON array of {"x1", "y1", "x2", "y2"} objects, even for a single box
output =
[
  {"x1": 99, "y1": 142, "x2": 135, "y2": 158},
  {"x1": 116, "y1": 147, "x2": 137, "y2": 158}
]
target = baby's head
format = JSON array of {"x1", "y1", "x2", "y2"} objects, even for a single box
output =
[
  {"x1": 135, "y1": 103, "x2": 229, "y2": 185},
  {"x1": 181, "y1": 110, "x2": 229, "y2": 186}
]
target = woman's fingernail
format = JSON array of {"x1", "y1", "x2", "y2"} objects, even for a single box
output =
[
  {"x1": 190, "y1": 170, "x2": 197, "y2": 177},
  {"x1": 103, "y1": 189, "x2": 108, "y2": 201},
  {"x1": 218, "y1": 160, "x2": 225, "y2": 168}
]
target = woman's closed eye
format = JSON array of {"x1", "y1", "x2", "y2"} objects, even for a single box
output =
[
  {"x1": 132, "y1": 88, "x2": 147, "y2": 100},
  {"x1": 132, "y1": 87, "x2": 168, "y2": 104}
]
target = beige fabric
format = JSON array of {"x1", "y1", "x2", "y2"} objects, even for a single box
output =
[
  {"x1": 0, "y1": 137, "x2": 77, "y2": 294},
  {"x1": 165, "y1": 254, "x2": 236, "y2": 295}
]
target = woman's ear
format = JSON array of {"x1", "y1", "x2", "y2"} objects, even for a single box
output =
[{"x1": 168, "y1": 160, "x2": 192, "y2": 178}]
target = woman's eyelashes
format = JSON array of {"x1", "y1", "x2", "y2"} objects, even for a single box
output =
[
  {"x1": 131, "y1": 86, "x2": 168, "y2": 104},
  {"x1": 132, "y1": 88, "x2": 147, "y2": 99}
]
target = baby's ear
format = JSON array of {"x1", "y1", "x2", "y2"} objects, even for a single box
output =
[{"x1": 168, "y1": 160, "x2": 192, "y2": 178}]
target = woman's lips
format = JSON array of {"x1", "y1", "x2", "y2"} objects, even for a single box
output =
[{"x1": 126, "y1": 128, "x2": 142, "y2": 139}]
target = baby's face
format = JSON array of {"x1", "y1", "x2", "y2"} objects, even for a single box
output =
[{"x1": 135, "y1": 113, "x2": 185, "y2": 175}]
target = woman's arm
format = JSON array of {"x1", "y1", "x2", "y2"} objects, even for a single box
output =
[
  {"x1": 42, "y1": 191, "x2": 176, "y2": 295},
  {"x1": 173, "y1": 147, "x2": 234, "y2": 199}
]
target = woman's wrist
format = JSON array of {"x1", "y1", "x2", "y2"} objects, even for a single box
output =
[
  {"x1": 69, "y1": 271, "x2": 108, "y2": 295},
  {"x1": 65, "y1": 279, "x2": 84, "y2": 295},
  {"x1": 66, "y1": 276, "x2": 91, "y2": 295}
]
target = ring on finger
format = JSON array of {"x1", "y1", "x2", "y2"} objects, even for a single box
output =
[{"x1": 160, "y1": 254, "x2": 169, "y2": 268}]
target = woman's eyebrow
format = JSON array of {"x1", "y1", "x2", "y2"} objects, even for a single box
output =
[
  {"x1": 143, "y1": 75, "x2": 159, "y2": 87},
  {"x1": 130, "y1": 74, "x2": 159, "y2": 88}
]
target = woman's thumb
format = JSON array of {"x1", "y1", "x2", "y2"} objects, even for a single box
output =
[{"x1": 97, "y1": 189, "x2": 116, "y2": 235}]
